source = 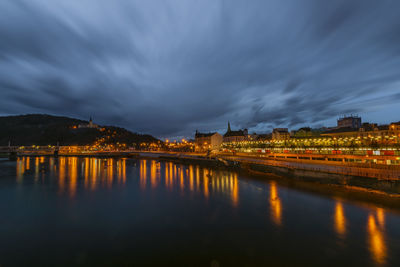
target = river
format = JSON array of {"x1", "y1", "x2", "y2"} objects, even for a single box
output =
[{"x1": 0, "y1": 156, "x2": 399, "y2": 266}]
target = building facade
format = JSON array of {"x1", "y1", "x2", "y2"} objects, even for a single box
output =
[
  {"x1": 223, "y1": 122, "x2": 248, "y2": 143},
  {"x1": 78, "y1": 117, "x2": 98, "y2": 129},
  {"x1": 337, "y1": 116, "x2": 361, "y2": 129},
  {"x1": 290, "y1": 127, "x2": 321, "y2": 138},
  {"x1": 272, "y1": 128, "x2": 290, "y2": 140},
  {"x1": 321, "y1": 122, "x2": 400, "y2": 145},
  {"x1": 194, "y1": 131, "x2": 223, "y2": 152}
]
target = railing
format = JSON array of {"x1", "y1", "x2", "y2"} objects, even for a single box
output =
[
  {"x1": 220, "y1": 155, "x2": 400, "y2": 180},
  {"x1": 222, "y1": 147, "x2": 400, "y2": 156}
]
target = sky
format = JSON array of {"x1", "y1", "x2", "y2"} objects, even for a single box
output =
[{"x1": 1, "y1": 0, "x2": 400, "y2": 139}]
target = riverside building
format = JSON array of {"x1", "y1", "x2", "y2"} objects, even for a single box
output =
[
  {"x1": 337, "y1": 115, "x2": 361, "y2": 129},
  {"x1": 194, "y1": 131, "x2": 223, "y2": 152},
  {"x1": 272, "y1": 128, "x2": 290, "y2": 140},
  {"x1": 223, "y1": 122, "x2": 249, "y2": 142},
  {"x1": 321, "y1": 121, "x2": 400, "y2": 145}
]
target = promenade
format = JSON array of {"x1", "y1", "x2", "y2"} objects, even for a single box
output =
[{"x1": 2, "y1": 145, "x2": 399, "y2": 180}]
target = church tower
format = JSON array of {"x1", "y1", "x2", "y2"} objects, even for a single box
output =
[
  {"x1": 89, "y1": 116, "x2": 93, "y2": 128},
  {"x1": 227, "y1": 121, "x2": 231, "y2": 132}
]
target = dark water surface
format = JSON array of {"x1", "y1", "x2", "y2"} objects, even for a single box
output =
[{"x1": 0, "y1": 157, "x2": 399, "y2": 266}]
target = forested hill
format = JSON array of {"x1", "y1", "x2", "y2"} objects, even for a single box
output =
[{"x1": 0, "y1": 114, "x2": 159, "y2": 147}]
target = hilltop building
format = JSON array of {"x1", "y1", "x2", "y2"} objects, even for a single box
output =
[
  {"x1": 223, "y1": 122, "x2": 248, "y2": 142},
  {"x1": 194, "y1": 131, "x2": 223, "y2": 152},
  {"x1": 78, "y1": 117, "x2": 98, "y2": 129}
]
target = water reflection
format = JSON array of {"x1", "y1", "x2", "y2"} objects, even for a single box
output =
[
  {"x1": 179, "y1": 167, "x2": 184, "y2": 191},
  {"x1": 59, "y1": 157, "x2": 66, "y2": 193},
  {"x1": 16, "y1": 157, "x2": 26, "y2": 183},
  {"x1": 269, "y1": 181, "x2": 282, "y2": 226},
  {"x1": 334, "y1": 201, "x2": 346, "y2": 238},
  {"x1": 140, "y1": 160, "x2": 147, "y2": 189},
  {"x1": 106, "y1": 158, "x2": 113, "y2": 188},
  {"x1": 7, "y1": 157, "x2": 400, "y2": 266},
  {"x1": 69, "y1": 157, "x2": 78, "y2": 197},
  {"x1": 150, "y1": 160, "x2": 157, "y2": 188},
  {"x1": 231, "y1": 174, "x2": 239, "y2": 206},
  {"x1": 84, "y1": 158, "x2": 89, "y2": 189},
  {"x1": 367, "y1": 208, "x2": 387, "y2": 265},
  {"x1": 91, "y1": 158, "x2": 98, "y2": 191},
  {"x1": 117, "y1": 159, "x2": 126, "y2": 184},
  {"x1": 15, "y1": 157, "x2": 129, "y2": 196},
  {"x1": 189, "y1": 166, "x2": 194, "y2": 191},
  {"x1": 34, "y1": 157, "x2": 40, "y2": 182},
  {"x1": 49, "y1": 157, "x2": 55, "y2": 176},
  {"x1": 137, "y1": 160, "x2": 239, "y2": 206},
  {"x1": 25, "y1": 157, "x2": 30, "y2": 171}
]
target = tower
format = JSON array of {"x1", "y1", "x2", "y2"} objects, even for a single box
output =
[
  {"x1": 227, "y1": 121, "x2": 231, "y2": 132},
  {"x1": 89, "y1": 116, "x2": 93, "y2": 128}
]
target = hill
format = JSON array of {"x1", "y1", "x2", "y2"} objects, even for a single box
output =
[{"x1": 0, "y1": 114, "x2": 159, "y2": 147}]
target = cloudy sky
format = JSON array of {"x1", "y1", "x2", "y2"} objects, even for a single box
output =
[{"x1": 1, "y1": 0, "x2": 400, "y2": 139}]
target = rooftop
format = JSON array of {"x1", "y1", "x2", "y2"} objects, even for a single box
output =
[
  {"x1": 322, "y1": 127, "x2": 358, "y2": 134},
  {"x1": 224, "y1": 130, "x2": 246, "y2": 137},
  {"x1": 195, "y1": 132, "x2": 217, "y2": 138}
]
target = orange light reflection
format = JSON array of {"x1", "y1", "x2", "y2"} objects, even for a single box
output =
[
  {"x1": 140, "y1": 160, "x2": 147, "y2": 189},
  {"x1": 269, "y1": 181, "x2": 282, "y2": 226},
  {"x1": 367, "y1": 210, "x2": 387, "y2": 265},
  {"x1": 334, "y1": 201, "x2": 346, "y2": 238}
]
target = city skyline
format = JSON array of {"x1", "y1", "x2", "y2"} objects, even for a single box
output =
[
  {"x1": 2, "y1": 112, "x2": 399, "y2": 142},
  {"x1": 1, "y1": 0, "x2": 400, "y2": 138}
]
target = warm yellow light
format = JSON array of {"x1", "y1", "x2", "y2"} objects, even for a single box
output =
[
  {"x1": 269, "y1": 182, "x2": 281, "y2": 226},
  {"x1": 368, "y1": 214, "x2": 386, "y2": 265},
  {"x1": 334, "y1": 201, "x2": 346, "y2": 238}
]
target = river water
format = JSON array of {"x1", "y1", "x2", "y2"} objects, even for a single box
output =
[{"x1": 0, "y1": 156, "x2": 399, "y2": 266}]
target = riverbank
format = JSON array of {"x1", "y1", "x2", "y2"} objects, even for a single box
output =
[
  {"x1": 153, "y1": 153, "x2": 400, "y2": 209},
  {"x1": 243, "y1": 167, "x2": 400, "y2": 210},
  {"x1": 139, "y1": 153, "x2": 400, "y2": 210}
]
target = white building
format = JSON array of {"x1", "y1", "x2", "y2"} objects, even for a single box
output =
[{"x1": 195, "y1": 131, "x2": 223, "y2": 152}]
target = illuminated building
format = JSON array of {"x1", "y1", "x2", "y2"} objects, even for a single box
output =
[
  {"x1": 322, "y1": 121, "x2": 400, "y2": 145},
  {"x1": 290, "y1": 127, "x2": 321, "y2": 138},
  {"x1": 272, "y1": 128, "x2": 290, "y2": 140},
  {"x1": 337, "y1": 115, "x2": 361, "y2": 129},
  {"x1": 195, "y1": 131, "x2": 223, "y2": 152},
  {"x1": 223, "y1": 122, "x2": 249, "y2": 142},
  {"x1": 78, "y1": 116, "x2": 99, "y2": 129}
]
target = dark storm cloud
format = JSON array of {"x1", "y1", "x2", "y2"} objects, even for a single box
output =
[{"x1": 1, "y1": 0, "x2": 400, "y2": 138}]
